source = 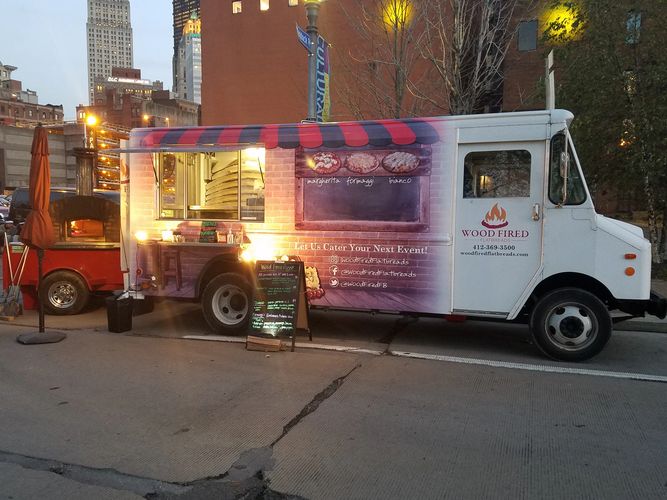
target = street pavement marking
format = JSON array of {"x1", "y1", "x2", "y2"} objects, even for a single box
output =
[
  {"x1": 390, "y1": 350, "x2": 667, "y2": 383},
  {"x1": 182, "y1": 335, "x2": 667, "y2": 383},
  {"x1": 184, "y1": 335, "x2": 245, "y2": 343},
  {"x1": 183, "y1": 335, "x2": 384, "y2": 355}
]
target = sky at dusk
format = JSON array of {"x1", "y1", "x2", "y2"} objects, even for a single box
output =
[{"x1": 1, "y1": 0, "x2": 173, "y2": 121}]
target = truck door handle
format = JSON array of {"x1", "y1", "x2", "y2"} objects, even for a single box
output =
[{"x1": 532, "y1": 203, "x2": 541, "y2": 221}]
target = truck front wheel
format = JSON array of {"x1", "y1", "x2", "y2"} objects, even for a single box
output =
[
  {"x1": 529, "y1": 288, "x2": 611, "y2": 362},
  {"x1": 201, "y1": 273, "x2": 252, "y2": 334},
  {"x1": 40, "y1": 271, "x2": 90, "y2": 315}
]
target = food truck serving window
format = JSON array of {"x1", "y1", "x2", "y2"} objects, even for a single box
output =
[{"x1": 157, "y1": 149, "x2": 265, "y2": 221}]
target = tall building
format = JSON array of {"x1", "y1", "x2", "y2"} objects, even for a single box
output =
[
  {"x1": 175, "y1": 13, "x2": 202, "y2": 103},
  {"x1": 86, "y1": 0, "x2": 134, "y2": 105},
  {"x1": 173, "y1": 0, "x2": 200, "y2": 96}
]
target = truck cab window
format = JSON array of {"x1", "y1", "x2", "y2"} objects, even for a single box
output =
[
  {"x1": 549, "y1": 133, "x2": 587, "y2": 205},
  {"x1": 463, "y1": 150, "x2": 531, "y2": 198},
  {"x1": 157, "y1": 149, "x2": 265, "y2": 221}
]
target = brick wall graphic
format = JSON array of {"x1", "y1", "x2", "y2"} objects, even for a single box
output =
[{"x1": 126, "y1": 122, "x2": 453, "y2": 314}]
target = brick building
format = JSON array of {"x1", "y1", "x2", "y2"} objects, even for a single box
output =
[
  {"x1": 0, "y1": 61, "x2": 64, "y2": 127},
  {"x1": 79, "y1": 68, "x2": 199, "y2": 130},
  {"x1": 200, "y1": 0, "x2": 547, "y2": 126}
]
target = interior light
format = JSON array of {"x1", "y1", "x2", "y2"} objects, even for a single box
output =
[
  {"x1": 135, "y1": 230, "x2": 148, "y2": 242},
  {"x1": 242, "y1": 234, "x2": 277, "y2": 262},
  {"x1": 244, "y1": 147, "x2": 265, "y2": 160}
]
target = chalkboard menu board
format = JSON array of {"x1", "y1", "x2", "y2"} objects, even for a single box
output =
[
  {"x1": 249, "y1": 261, "x2": 309, "y2": 340},
  {"x1": 295, "y1": 146, "x2": 432, "y2": 231},
  {"x1": 303, "y1": 176, "x2": 421, "y2": 222}
]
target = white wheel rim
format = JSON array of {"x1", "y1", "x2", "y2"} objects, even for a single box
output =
[
  {"x1": 211, "y1": 283, "x2": 248, "y2": 326},
  {"x1": 545, "y1": 303, "x2": 597, "y2": 351}
]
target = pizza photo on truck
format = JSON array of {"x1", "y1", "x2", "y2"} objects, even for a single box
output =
[{"x1": 118, "y1": 110, "x2": 666, "y2": 361}]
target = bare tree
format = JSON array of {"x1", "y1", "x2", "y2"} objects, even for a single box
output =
[
  {"x1": 417, "y1": 0, "x2": 537, "y2": 115},
  {"x1": 333, "y1": 0, "x2": 433, "y2": 119}
]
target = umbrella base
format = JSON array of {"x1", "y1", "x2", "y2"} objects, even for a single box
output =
[{"x1": 16, "y1": 331, "x2": 67, "y2": 345}]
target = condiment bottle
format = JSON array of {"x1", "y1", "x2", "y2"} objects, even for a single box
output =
[{"x1": 226, "y1": 227, "x2": 234, "y2": 244}]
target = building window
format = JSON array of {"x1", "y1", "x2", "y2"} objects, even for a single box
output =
[
  {"x1": 517, "y1": 20, "x2": 537, "y2": 52},
  {"x1": 626, "y1": 10, "x2": 641, "y2": 44},
  {"x1": 260, "y1": 0, "x2": 269, "y2": 10},
  {"x1": 288, "y1": 0, "x2": 298, "y2": 5},
  {"x1": 232, "y1": 1, "x2": 242, "y2": 13}
]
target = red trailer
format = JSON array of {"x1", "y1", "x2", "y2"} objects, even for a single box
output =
[{"x1": 3, "y1": 190, "x2": 124, "y2": 314}]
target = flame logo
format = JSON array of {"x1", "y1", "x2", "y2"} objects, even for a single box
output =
[{"x1": 482, "y1": 203, "x2": 508, "y2": 228}]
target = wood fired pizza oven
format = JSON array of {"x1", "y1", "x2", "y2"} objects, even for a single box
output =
[{"x1": 50, "y1": 195, "x2": 120, "y2": 243}]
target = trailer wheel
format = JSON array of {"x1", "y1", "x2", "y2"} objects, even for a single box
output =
[
  {"x1": 529, "y1": 288, "x2": 611, "y2": 361},
  {"x1": 40, "y1": 271, "x2": 90, "y2": 315},
  {"x1": 201, "y1": 273, "x2": 251, "y2": 334}
]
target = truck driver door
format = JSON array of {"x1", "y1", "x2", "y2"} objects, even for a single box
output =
[{"x1": 452, "y1": 142, "x2": 544, "y2": 316}]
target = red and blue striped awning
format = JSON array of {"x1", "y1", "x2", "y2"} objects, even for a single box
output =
[{"x1": 129, "y1": 118, "x2": 440, "y2": 151}]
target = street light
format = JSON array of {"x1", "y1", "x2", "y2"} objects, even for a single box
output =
[
  {"x1": 84, "y1": 114, "x2": 98, "y2": 150},
  {"x1": 305, "y1": 0, "x2": 322, "y2": 121},
  {"x1": 77, "y1": 113, "x2": 99, "y2": 195}
]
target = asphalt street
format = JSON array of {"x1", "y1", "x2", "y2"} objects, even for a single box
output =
[{"x1": 0, "y1": 300, "x2": 666, "y2": 499}]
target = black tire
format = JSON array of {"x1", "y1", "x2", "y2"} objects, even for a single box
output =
[
  {"x1": 201, "y1": 272, "x2": 252, "y2": 334},
  {"x1": 40, "y1": 271, "x2": 90, "y2": 315},
  {"x1": 529, "y1": 287, "x2": 611, "y2": 361}
]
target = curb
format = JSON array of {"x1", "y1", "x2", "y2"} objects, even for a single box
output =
[{"x1": 614, "y1": 320, "x2": 667, "y2": 334}]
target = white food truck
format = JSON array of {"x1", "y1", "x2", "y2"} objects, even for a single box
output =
[{"x1": 119, "y1": 109, "x2": 666, "y2": 361}]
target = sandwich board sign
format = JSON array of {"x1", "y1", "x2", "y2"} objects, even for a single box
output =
[{"x1": 248, "y1": 260, "x2": 310, "y2": 351}]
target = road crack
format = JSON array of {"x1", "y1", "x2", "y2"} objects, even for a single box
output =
[
  {"x1": 0, "y1": 363, "x2": 362, "y2": 499},
  {"x1": 377, "y1": 314, "x2": 419, "y2": 346},
  {"x1": 0, "y1": 449, "x2": 186, "y2": 497},
  {"x1": 272, "y1": 363, "x2": 361, "y2": 446}
]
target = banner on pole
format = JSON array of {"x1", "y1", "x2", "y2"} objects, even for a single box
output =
[{"x1": 315, "y1": 35, "x2": 331, "y2": 122}]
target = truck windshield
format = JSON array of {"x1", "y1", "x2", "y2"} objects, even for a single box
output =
[{"x1": 548, "y1": 132, "x2": 587, "y2": 205}]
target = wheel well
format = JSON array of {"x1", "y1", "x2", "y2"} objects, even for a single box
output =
[
  {"x1": 196, "y1": 256, "x2": 253, "y2": 299},
  {"x1": 529, "y1": 273, "x2": 614, "y2": 308},
  {"x1": 43, "y1": 268, "x2": 91, "y2": 290}
]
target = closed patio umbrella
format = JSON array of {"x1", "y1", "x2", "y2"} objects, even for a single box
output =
[{"x1": 17, "y1": 125, "x2": 65, "y2": 344}]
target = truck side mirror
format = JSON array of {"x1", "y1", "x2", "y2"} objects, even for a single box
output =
[{"x1": 559, "y1": 151, "x2": 569, "y2": 204}]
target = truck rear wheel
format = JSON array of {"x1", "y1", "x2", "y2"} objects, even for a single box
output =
[
  {"x1": 529, "y1": 288, "x2": 611, "y2": 361},
  {"x1": 201, "y1": 272, "x2": 251, "y2": 334},
  {"x1": 40, "y1": 271, "x2": 90, "y2": 315}
]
